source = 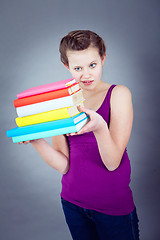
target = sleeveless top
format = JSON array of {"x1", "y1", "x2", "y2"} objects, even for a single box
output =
[{"x1": 61, "y1": 85, "x2": 135, "y2": 215}]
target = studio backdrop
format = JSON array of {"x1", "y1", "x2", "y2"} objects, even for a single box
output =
[{"x1": 0, "y1": 0, "x2": 159, "y2": 240}]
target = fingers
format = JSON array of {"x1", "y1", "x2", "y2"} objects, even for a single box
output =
[
  {"x1": 67, "y1": 121, "x2": 92, "y2": 136},
  {"x1": 78, "y1": 121, "x2": 93, "y2": 135},
  {"x1": 17, "y1": 141, "x2": 30, "y2": 144},
  {"x1": 24, "y1": 141, "x2": 30, "y2": 144},
  {"x1": 78, "y1": 106, "x2": 93, "y2": 116},
  {"x1": 66, "y1": 132, "x2": 78, "y2": 137}
]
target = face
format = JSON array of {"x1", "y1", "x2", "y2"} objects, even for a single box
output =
[{"x1": 66, "y1": 46, "x2": 106, "y2": 91}]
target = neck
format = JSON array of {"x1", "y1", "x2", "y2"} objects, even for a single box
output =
[{"x1": 82, "y1": 80, "x2": 108, "y2": 98}]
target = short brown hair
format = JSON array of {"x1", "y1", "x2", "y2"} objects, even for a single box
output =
[{"x1": 59, "y1": 30, "x2": 106, "y2": 66}]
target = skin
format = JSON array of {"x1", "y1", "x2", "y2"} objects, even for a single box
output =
[{"x1": 18, "y1": 46, "x2": 133, "y2": 173}]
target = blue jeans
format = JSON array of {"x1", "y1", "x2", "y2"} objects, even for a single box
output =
[{"x1": 61, "y1": 198, "x2": 139, "y2": 240}]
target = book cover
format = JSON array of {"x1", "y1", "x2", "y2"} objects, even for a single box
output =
[
  {"x1": 7, "y1": 112, "x2": 87, "y2": 137},
  {"x1": 14, "y1": 82, "x2": 81, "y2": 108},
  {"x1": 11, "y1": 118, "x2": 89, "y2": 143},
  {"x1": 16, "y1": 90, "x2": 84, "y2": 117},
  {"x1": 15, "y1": 102, "x2": 84, "y2": 127},
  {"x1": 17, "y1": 78, "x2": 76, "y2": 99}
]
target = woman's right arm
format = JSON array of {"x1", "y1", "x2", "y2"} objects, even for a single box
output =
[{"x1": 19, "y1": 135, "x2": 70, "y2": 174}]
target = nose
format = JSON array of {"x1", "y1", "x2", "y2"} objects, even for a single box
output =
[{"x1": 82, "y1": 68, "x2": 91, "y2": 79}]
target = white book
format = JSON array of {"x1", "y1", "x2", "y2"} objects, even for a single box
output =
[{"x1": 16, "y1": 90, "x2": 84, "y2": 117}]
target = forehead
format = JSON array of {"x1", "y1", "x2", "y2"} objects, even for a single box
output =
[{"x1": 66, "y1": 47, "x2": 101, "y2": 65}]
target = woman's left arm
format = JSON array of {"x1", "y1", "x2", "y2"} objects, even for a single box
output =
[{"x1": 77, "y1": 85, "x2": 133, "y2": 171}]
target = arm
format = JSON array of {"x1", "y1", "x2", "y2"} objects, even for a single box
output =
[
  {"x1": 18, "y1": 135, "x2": 70, "y2": 174},
  {"x1": 30, "y1": 136, "x2": 69, "y2": 174},
  {"x1": 77, "y1": 85, "x2": 133, "y2": 171}
]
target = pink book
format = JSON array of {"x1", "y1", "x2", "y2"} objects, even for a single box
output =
[{"x1": 17, "y1": 78, "x2": 76, "y2": 99}]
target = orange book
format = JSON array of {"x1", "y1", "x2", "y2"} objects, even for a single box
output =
[{"x1": 13, "y1": 83, "x2": 81, "y2": 107}]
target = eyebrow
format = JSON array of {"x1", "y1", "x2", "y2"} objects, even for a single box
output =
[
  {"x1": 90, "y1": 60, "x2": 97, "y2": 63},
  {"x1": 74, "y1": 60, "x2": 97, "y2": 68}
]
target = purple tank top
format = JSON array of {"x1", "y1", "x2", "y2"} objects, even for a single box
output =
[{"x1": 61, "y1": 85, "x2": 135, "y2": 215}]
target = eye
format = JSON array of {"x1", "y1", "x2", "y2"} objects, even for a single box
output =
[
  {"x1": 90, "y1": 63, "x2": 96, "y2": 68},
  {"x1": 74, "y1": 67, "x2": 82, "y2": 71}
]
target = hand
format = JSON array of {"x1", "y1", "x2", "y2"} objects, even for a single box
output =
[
  {"x1": 17, "y1": 139, "x2": 40, "y2": 145},
  {"x1": 67, "y1": 106, "x2": 107, "y2": 136},
  {"x1": 17, "y1": 140, "x2": 31, "y2": 144}
]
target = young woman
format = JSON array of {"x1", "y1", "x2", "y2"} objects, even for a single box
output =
[{"x1": 19, "y1": 30, "x2": 139, "y2": 240}]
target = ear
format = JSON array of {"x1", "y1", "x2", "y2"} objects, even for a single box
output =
[{"x1": 101, "y1": 53, "x2": 106, "y2": 66}]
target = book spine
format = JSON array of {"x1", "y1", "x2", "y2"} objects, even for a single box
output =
[
  {"x1": 12, "y1": 117, "x2": 88, "y2": 143},
  {"x1": 17, "y1": 78, "x2": 76, "y2": 99},
  {"x1": 16, "y1": 90, "x2": 84, "y2": 117},
  {"x1": 7, "y1": 119, "x2": 73, "y2": 137},
  {"x1": 7, "y1": 112, "x2": 87, "y2": 137},
  {"x1": 12, "y1": 125, "x2": 77, "y2": 143},
  {"x1": 15, "y1": 104, "x2": 83, "y2": 127},
  {"x1": 14, "y1": 83, "x2": 81, "y2": 108},
  {"x1": 15, "y1": 108, "x2": 70, "y2": 127}
]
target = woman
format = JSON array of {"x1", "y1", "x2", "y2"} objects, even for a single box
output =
[{"x1": 19, "y1": 30, "x2": 139, "y2": 240}]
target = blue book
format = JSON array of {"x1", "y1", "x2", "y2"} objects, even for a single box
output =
[
  {"x1": 6, "y1": 112, "x2": 87, "y2": 137},
  {"x1": 6, "y1": 112, "x2": 89, "y2": 143},
  {"x1": 11, "y1": 118, "x2": 88, "y2": 143}
]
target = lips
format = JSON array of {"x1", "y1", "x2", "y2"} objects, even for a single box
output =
[{"x1": 81, "y1": 80, "x2": 94, "y2": 86}]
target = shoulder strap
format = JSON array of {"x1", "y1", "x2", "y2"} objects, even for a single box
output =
[
  {"x1": 106, "y1": 84, "x2": 117, "y2": 105},
  {"x1": 96, "y1": 84, "x2": 117, "y2": 122},
  {"x1": 107, "y1": 84, "x2": 116, "y2": 126}
]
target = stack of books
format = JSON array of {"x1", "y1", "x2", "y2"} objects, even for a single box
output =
[{"x1": 6, "y1": 78, "x2": 89, "y2": 143}]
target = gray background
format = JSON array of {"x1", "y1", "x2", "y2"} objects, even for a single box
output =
[{"x1": 0, "y1": 0, "x2": 160, "y2": 239}]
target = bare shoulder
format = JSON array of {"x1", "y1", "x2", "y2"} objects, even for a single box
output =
[
  {"x1": 110, "y1": 85, "x2": 132, "y2": 108},
  {"x1": 112, "y1": 84, "x2": 132, "y2": 97}
]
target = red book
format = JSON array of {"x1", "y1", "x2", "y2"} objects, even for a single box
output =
[{"x1": 14, "y1": 82, "x2": 81, "y2": 108}]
